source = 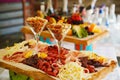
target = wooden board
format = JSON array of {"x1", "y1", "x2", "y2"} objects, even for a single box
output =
[
  {"x1": 0, "y1": 49, "x2": 117, "y2": 80},
  {"x1": 21, "y1": 26, "x2": 109, "y2": 45},
  {"x1": 0, "y1": 49, "x2": 57, "y2": 80}
]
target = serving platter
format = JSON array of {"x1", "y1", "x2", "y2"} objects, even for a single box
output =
[
  {"x1": 0, "y1": 48, "x2": 116, "y2": 80},
  {"x1": 0, "y1": 49, "x2": 56, "y2": 80}
]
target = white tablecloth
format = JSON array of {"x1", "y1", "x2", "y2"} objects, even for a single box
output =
[
  {"x1": 93, "y1": 44, "x2": 120, "y2": 80},
  {"x1": 0, "y1": 42, "x2": 120, "y2": 80}
]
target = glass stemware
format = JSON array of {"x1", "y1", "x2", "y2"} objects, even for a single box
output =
[
  {"x1": 26, "y1": 17, "x2": 48, "y2": 42},
  {"x1": 26, "y1": 17, "x2": 48, "y2": 54},
  {"x1": 47, "y1": 23, "x2": 71, "y2": 63}
]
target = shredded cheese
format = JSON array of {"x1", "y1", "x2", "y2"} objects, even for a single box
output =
[
  {"x1": 5, "y1": 42, "x2": 28, "y2": 56},
  {"x1": 58, "y1": 62, "x2": 85, "y2": 80},
  {"x1": 5, "y1": 39, "x2": 37, "y2": 56}
]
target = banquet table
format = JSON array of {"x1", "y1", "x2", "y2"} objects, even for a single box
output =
[{"x1": 0, "y1": 41, "x2": 120, "y2": 80}]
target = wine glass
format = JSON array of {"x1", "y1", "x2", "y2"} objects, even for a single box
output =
[
  {"x1": 26, "y1": 17, "x2": 48, "y2": 42},
  {"x1": 26, "y1": 17, "x2": 48, "y2": 54},
  {"x1": 47, "y1": 23, "x2": 71, "y2": 63}
]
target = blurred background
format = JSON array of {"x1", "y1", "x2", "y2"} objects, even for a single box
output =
[{"x1": 0, "y1": 0, "x2": 120, "y2": 64}]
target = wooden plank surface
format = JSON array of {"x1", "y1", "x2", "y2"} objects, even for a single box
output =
[
  {"x1": 0, "y1": 49, "x2": 56, "y2": 80},
  {"x1": 0, "y1": 2, "x2": 25, "y2": 35},
  {"x1": 0, "y1": 18, "x2": 23, "y2": 28},
  {"x1": 0, "y1": 11, "x2": 23, "y2": 20},
  {"x1": 0, "y1": 2, "x2": 29, "y2": 12},
  {"x1": 0, "y1": 3, "x2": 22, "y2": 12},
  {"x1": 0, "y1": 25, "x2": 22, "y2": 35}
]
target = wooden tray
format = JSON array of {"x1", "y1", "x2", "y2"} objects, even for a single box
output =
[
  {"x1": 0, "y1": 49, "x2": 117, "y2": 80},
  {"x1": 41, "y1": 30, "x2": 108, "y2": 45},
  {"x1": 0, "y1": 49, "x2": 56, "y2": 80},
  {"x1": 21, "y1": 26, "x2": 109, "y2": 45}
]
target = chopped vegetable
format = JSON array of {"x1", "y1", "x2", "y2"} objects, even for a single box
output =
[
  {"x1": 92, "y1": 26, "x2": 102, "y2": 33},
  {"x1": 24, "y1": 50, "x2": 33, "y2": 58},
  {"x1": 9, "y1": 70, "x2": 33, "y2": 80},
  {"x1": 72, "y1": 25, "x2": 88, "y2": 38},
  {"x1": 89, "y1": 23, "x2": 96, "y2": 32},
  {"x1": 37, "y1": 10, "x2": 44, "y2": 18},
  {"x1": 67, "y1": 29, "x2": 72, "y2": 36},
  {"x1": 58, "y1": 20, "x2": 63, "y2": 23},
  {"x1": 49, "y1": 17, "x2": 56, "y2": 24},
  {"x1": 37, "y1": 52, "x2": 48, "y2": 58}
]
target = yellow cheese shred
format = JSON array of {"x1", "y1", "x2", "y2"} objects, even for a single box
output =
[{"x1": 58, "y1": 62, "x2": 85, "y2": 80}]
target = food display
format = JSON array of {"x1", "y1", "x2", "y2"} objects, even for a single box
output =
[
  {"x1": 47, "y1": 23, "x2": 71, "y2": 60},
  {"x1": 44, "y1": 13, "x2": 103, "y2": 38},
  {"x1": 0, "y1": 5, "x2": 112, "y2": 80},
  {"x1": 47, "y1": 23, "x2": 71, "y2": 41},
  {"x1": 0, "y1": 39, "x2": 117, "y2": 80},
  {"x1": 21, "y1": 15, "x2": 108, "y2": 46},
  {"x1": 0, "y1": 0, "x2": 119, "y2": 80},
  {"x1": 26, "y1": 17, "x2": 48, "y2": 43}
]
